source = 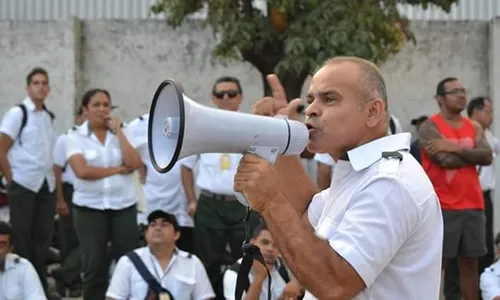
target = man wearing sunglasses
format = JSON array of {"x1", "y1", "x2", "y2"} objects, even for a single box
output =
[
  {"x1": 181, "y1": 76, "x2": 261, "y2": 299},
  {"x1": 419, "y1": 77, "x2": 493, "y2": 300}
]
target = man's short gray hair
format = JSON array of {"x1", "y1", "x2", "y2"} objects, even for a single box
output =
[{"x1": 323, "y1": 56, "x2": 388, "y2": 111}]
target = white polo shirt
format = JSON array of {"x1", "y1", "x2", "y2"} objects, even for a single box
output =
[
  {"x1": 223, "y1": 258, "x2": 290, "y2": 300},
  {"x1": 53, "y1": 128, "x2": 78, "y2": 185},
  {"x1": 480, "y1": 260, "x2": 500, "y2": 300},
  {"x1": 0, "y1": 253, "x2": 47, "y2": 300},
  {"x1": 0, "y1": 98, "x2": 56, "y2": 193},
  {"x1": 182, "y1": 153, "x2": 242, "y2": 196},
  {"x1": 305, "y1": 133, "x2": 443, "y2": 300},
  {"x1": 66, "y1": 121, "x2": 137, "y2": 210},
  {"x1": 126, "y1": 114, "x2": 194, "y2": 227},
  {"x1": 106, "y1": 247, "x2": 215, "y2": 300},
  {"x1": 313, "y1": 153, "x2": 335, "y2": 167},
  {"x1": 479, "y1": 129, "x2": 500, "y2": 191}
]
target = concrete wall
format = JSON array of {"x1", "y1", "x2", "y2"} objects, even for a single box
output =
[
  {"x1": 0, "y1": 20, "x2": 79, "y2": 133},
  {"x1": 0, "y1": 19, "x2": 490, "y2": 135}
]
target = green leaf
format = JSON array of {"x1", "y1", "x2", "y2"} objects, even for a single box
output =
[{"x1": 151, "y1": 0, "x2": 459, "y2": 97}]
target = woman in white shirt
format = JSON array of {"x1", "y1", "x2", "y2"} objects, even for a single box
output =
[{"x1": 66, "y1": 88, "x2": 142, "y2": 300}]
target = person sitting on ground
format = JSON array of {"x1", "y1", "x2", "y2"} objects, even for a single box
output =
[
  {"x1": 0, "y1": 220, "x2": 46, "y2": 300},
  {"x1": 223, "y1": 221, "x2": 304, "y2": 300},
  {"x1": 106, "y1": 210, "x2": 215, "y2": 300}
]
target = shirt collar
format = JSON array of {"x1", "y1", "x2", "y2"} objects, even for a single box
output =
[
  {"x1": 22, "y1": 97, "x2": 36, "y2": 111},
  {"x1": 2, "y1": 253, "x2": 20, "y2": 272},
  {"x1": 344, "y1": 132, "x2": 412, "y2": 171},
  {"x1": 76, "y1": 120, "x2": 115, "y2": 137}
]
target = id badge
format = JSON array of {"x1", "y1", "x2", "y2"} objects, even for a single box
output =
[
  {"x1": 219, "y1": 154, "x2": 231, "y2": 171},
  {"x1": 159, "y1": 293, "x2": 171, "y2": 300}
]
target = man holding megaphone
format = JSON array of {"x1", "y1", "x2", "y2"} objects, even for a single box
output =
[{"x1": 233, "y1": 57, "x2": 443, "y2": 300}]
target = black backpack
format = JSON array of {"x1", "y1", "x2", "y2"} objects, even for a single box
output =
[{"x1": 16, "y1": 103, "x2": 55, "y2": 145}]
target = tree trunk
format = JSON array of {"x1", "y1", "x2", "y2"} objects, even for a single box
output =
[{"x1": 262, "y1": 71, "x2": 306, "y2": 99}]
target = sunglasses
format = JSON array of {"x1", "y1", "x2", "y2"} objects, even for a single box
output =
[
  {"x1": 214, "y1": 90, "x2": 239, "y2": 99},
  {"x1": 443, "y1": 88, "x2": 467, "y2": 96}
]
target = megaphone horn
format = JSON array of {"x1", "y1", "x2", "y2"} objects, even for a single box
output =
[{"x1": 148, "y1": 79, "x2": 309, "y2": 206}]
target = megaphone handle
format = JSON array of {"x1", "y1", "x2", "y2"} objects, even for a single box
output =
[{"x1": 235, "y1": 146, "x2": 280, "y2": 207}]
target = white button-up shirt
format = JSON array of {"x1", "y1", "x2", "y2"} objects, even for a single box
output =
[
  {"x1": 126, "y1": 114, "x2": 194, "y2": 227},
  {"x1": 480, "y1": 260, "x2": 500, "y2": 300},
  {"x1": 106, "y1": 247, "x2": 215, "y2": 300},
  {"x1": 313, "y1": 153, "x2": 335, "y2": 167},
  {"x1": 182, "y1": 153, "x2": 242, "y2": 196},
  {"x1": 0, "y1": 253, "x2": 47, "y2": 300},
  {"x1": 53, "y1": 128, "x2": 78, "y2": 185},
  {"x1": 305, "y1": 133, "x2": 443, "y2": 300},
  {"x1": 66, "y1": 121, "x2": 137, "y2": 210},
  {"x1": 479, "y1": 129, "x2": 500, "y2": 191},
  {"x1": 0, "y1": 98, "x2": 56, "y2": 192},
  {"x1": 223, "y1": 258, "x2": 290, "y2": 300}
]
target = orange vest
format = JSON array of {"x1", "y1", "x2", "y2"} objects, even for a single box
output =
[{"x1": 421, "y1": 114, "x2": 484, "y2": 210}]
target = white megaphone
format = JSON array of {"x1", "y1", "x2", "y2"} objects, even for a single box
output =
[{"x1": 147, "y1": 79, "x2": 309, "y2": 207}]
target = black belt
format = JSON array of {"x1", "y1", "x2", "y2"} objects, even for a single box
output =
[{"x1": 200, "y1": 189, "x2": 237, "y2": 202}]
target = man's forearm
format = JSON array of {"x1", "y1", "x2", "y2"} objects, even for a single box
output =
[
  {"x1": 432, "y1": 153, "x2": 468, "y2": 169},
  {"x1": 245, "y1": 277, "x2": 265, "y2": 300},
  {"x1": 0, "y1": 154, "x2": 12, "y2": 183},
  {"x1": 181, "y1": 167, "x2": 197, "y2": 203},
  {"x1": 274, "y1": 156, "x2": 319, "y2": 216},
  {"x1": 261, "y1": 195, "x2": 354, "y2": 299},
  {"x1": 54, "y1": 166, "x2": 65, "y2": 201},
  {"x1": 455, "y1": 147, "x2": 493, "y2": 166}
]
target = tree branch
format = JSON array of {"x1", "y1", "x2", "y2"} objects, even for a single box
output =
[{"x1": 242, "y1": 0, "x2": 253, "y2": 18}]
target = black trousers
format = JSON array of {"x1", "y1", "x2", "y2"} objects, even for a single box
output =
[
  {"x1": 57, "y1": 183, "x2": 82, "y2": 286},
  {"x1": 444, "y1": 190, "x2": 494, "y2": 300},
  {"x1": 194, "y1": 194, "x2": 260, "y2": 300},
  {"x1": 8, "y1": 180, "x2": 56, "y2": 293},
  {"x1": 73, "y1": 204, "x2": 139, "y2": 300}
]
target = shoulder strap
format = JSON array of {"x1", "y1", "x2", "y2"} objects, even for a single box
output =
[
  {"x1": 228, "y1": 261, "x2": 249, "y2": 292},
  {"x1": 276, "y1": 258, "x2": 290, "y2": 283},
  {"x1": 17, "y1": 104, "x2": 28, "y2": 145},
  {"x1": 125, "y1": 251, "x2": 173, "y2": 297},
  {"x1": 389, "y1": 117, "x2": 396, "y2": 135},
  {"x1": 236, "y1": 244, "x2": 271, "y2": 300},
  {"x1": 42, "y1": 105, "x2": 55, "y2": 121}
]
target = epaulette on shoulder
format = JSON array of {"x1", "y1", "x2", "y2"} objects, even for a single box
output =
[
  {"x1": 378, "y1": 151, "x2": 404, "y2": 176},
  {"x1": 178, "y1": 251, "x2": 193, "y2": 259}
]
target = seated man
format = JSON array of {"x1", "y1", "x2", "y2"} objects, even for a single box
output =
[
  {"x1": 0, "y1": 221, "x2": 46, "y2": 300},
  {"x1": 223, "y1": 221, "x2": 304, "y2": 300},
  {"x1": 480, "y1": 232, "x2": 500, "y2": 300},
  {"x1": 106, "y1": 210, "x2": 215, "y2": 300}
]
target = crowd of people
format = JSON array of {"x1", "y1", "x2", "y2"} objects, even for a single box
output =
[{"x1": 0, "y1": 58, "x2": 499, "y2": 300}]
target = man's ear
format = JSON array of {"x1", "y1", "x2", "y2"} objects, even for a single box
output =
[
  {"x1": 364, "y1": 99, "x2": 385, "y2": 128},
  {"x1": 174, "y1": 230, "x2": 181, "y2": 242}
]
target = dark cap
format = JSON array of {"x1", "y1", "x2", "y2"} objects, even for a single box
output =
[
  {"x1": 411, "y1": 115, "x2": 428, "y2": 126},
  {"x1": 147, "y1": 210, "x2": 179, "y2": 232}
]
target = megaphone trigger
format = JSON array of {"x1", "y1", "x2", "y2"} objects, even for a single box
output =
[{"x1": 245, "y1": 145, "x2": 280, "y2": 164}]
